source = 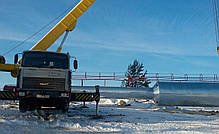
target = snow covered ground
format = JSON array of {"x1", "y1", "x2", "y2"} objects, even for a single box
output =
[{"x1": 0, "y1": 99, "x2": 219, "y2": 134}]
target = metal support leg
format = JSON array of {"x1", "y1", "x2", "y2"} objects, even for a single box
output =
[
  {"x1": 96, "y1": 100, "x2": 99, "y2": 116},
  {"x1": 95, "y1": 85, "x2": 100, "y2": 116},
  {"x1": 81, "y1": 101, "x2": 88, "y2": 108},
  {"x1": 95, "y1": 85, "x2": 99, "y2": 93}
]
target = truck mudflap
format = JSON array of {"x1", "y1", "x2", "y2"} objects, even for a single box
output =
[{"x1": 0, "y1": 91, "x2": 17, "y2": 100}]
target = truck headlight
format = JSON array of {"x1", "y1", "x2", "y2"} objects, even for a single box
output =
[
  {"x1": 19, "y1": 92, "x2": 25, "y2": 96},
  {"x1": 61, "y1": 93, "x2": 69, "y2": 97}
]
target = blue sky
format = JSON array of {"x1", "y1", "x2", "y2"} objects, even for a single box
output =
[{"x1": 0, "y1": 0, "x2": 218, "y2": 87}]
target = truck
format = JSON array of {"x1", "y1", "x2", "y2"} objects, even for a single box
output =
[
  {"x1": 15, "y1": 51, "x2": 77, "y2": 112},
  {"x1": 0, "y1": 0, "x2": 100, "y2": 113}
]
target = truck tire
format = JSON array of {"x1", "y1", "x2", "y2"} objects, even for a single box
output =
[
  {"x1": 57, "y1": 100, "x2": 69, "y2": 112},
  {"x1": 62, "y1": 103, "x2": 69, "y2": 112},
  {"x1": 19, "y1": 99, "x2": 27, "y2": 113}
]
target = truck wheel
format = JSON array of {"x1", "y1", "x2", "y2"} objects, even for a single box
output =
[
  {"x1": 59, "y1": 101, "x2": 69, "y2": 113},
  {"x1": 62, "y1": 104, "x2": 69, "y2": 113},
  {"x1": 19, "y1": 99, "x2": 27, "y2": 113}
]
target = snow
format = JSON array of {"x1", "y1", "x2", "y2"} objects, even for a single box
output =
[{"x1": 0, "y1": 99, "x2": 218, "y2": 133}]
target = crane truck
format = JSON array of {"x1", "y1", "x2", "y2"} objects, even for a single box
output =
[
  {"x1": 14, "y1": 51, "x2": 75, "y2": 112},
  {"x1": 0, "y1": 0, "x2": 100, "y2": 113}
]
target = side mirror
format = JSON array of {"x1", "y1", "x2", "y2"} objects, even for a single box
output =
[
  {"x1": 0, "y1": 56, "x2": 5, "y2": 64},
  {"x1": 73, "y1": 60, "x2": 78, "y2": 70},
  {"x1": 14, "y1": 54, "x2": 18, "y2": 64}
]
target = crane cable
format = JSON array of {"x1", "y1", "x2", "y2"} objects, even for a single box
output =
[
  {"x1": 2, "y1": 1, "x2": 79, "y2": 56},
  {"x1": 212, "y1": 0, "x2": 219, "y2": 54}
]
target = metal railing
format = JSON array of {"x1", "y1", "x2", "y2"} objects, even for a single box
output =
[{"x1": 71, "y1": 72, "x2": 219, "y2": 87}]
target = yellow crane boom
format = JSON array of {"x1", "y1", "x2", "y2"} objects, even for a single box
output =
[
  {"x1": 0, "y1": 0, "x2": 96, "y2": 77},
  {"x1": 31, "y1": 0, "x2": 95, "y2": 51}
]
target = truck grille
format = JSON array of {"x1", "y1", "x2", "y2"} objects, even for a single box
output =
[{"x1": 22, "y1": 77, "x2": 66, "y2": 91}]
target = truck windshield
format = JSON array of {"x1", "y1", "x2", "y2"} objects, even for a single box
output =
[{"x1": 22, "y1": 52, "x2": 69, "y2": 69}]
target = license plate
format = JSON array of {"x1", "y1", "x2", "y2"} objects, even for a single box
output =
[{"x1": 36, "y1": 94, "x2": 50, "y2": 98}]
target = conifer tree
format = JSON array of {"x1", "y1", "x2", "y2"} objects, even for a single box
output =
[{"x1": 121, "y1": 59, "x2": 150, "y2": 87}]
